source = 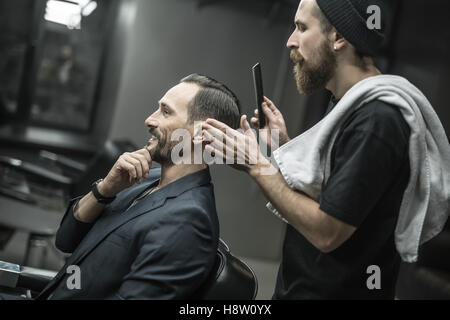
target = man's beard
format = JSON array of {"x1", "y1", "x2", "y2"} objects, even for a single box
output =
[
  {"x1": 148, "y1": 128, "x2": 176, "y2": 165},
  {"x1": 291, "y1": 40, "x2": 337, "y2": 95}
]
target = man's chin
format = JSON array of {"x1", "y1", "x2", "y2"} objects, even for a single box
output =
[
  {"x1": 149, "y1": 148, "x2": 172, "y2": 166},
  {"x1": 149, "y1": 148, "x2": 161, "y2": 163}
]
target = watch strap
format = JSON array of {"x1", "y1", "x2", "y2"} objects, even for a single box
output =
[{"x1": 91, "y1": 179, "x2": 116, "y2": 204}]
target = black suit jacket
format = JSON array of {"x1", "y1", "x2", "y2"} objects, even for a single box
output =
[{"x1": 37, "y1": 168, "x2": 219, "y2": 299}]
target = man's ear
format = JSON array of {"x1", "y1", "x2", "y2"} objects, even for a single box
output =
[
  {"x1": 192, "y1": 121, "x2": 203, "y2": 142},
  {"x1": 331, "y1": 31, "x2": 347, "y2": 51}
]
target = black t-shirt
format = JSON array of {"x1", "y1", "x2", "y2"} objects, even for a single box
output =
[{"x1": 273, "y1": 98, "x2": 411, "y2": 300}]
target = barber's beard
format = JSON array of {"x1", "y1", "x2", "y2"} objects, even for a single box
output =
[{"x1": 291, "y1": 41, "x2": 337, "y2": 95}]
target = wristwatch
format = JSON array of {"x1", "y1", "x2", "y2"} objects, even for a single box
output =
[{"x1": 91, "y1": 179, "x2": 116, "y2": 204}]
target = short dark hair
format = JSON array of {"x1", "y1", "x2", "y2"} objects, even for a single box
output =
[{"x1": 180, "y1": 74, "x2": 241, "y2": 129}]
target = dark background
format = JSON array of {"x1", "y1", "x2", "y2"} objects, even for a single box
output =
[{"x1": 0, "y1": 0, "x2": 449, "y2": 299}]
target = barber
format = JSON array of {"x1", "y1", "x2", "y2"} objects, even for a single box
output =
[{"x1": 202, "y1": 0, "x2": 413, "y2": 299}]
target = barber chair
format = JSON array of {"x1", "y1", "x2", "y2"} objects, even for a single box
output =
[
  {"x1": 395, "y1": 218, "x2": 450, "y2": 299},
  {"x1": 0, "y1": 238, "x2": 258, "y2": 300},
  {"x1": 195, "y1": 239, "x2": 258, "y2": 299}
]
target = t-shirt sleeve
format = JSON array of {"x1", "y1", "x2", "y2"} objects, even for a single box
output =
[{"x1": 319, "y1": 102, "x2": 409, "y2": 227}]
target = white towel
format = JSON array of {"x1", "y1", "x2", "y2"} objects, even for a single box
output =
[{"x1": 267, "y1": 74, "x2": 450, "y2": 263}]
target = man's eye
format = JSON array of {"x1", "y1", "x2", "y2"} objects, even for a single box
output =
[
  {"x1": 296, "y1": 24, "x2": 306, "y2": 32},
  {"x1": 163, "y1": 109, "x2": 170, "y2": 115}
]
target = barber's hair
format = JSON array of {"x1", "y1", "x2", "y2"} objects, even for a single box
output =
[{"x1": 181, "y1": 74, "x2": 241, "y2": 129}]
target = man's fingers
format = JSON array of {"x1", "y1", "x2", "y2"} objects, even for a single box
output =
[
  {"x1": 135, "y1": 152, "x2": 150, "y2": 175},
  {"x1": 129, "y1": 152, "x2": 149, "y2": 179},
  {"x1": 118, "y1": 157, "x2": 138, "y2": 183},
  {"x1": 122, "y1": 153, "x2": 143, "y2": 183},
  {"x1": 137, "y1": 148, "x2": 152, "y2": 163}
]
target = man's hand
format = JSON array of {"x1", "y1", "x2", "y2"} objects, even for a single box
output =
[
  {"x1": 73, "y1": 148, "x2": 152, "y2": 223},
  {"x1": 98, "y1": 148, "x2": 152, "y2": 198},
  {"x1": 251, "y1": 96, "x2": 290, "y2": 150}
]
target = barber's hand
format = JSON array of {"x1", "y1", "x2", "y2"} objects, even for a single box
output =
[
  {"x1": 202, "y1": 116, "x2": 274, "y2": 176},
  {"x1": 251, "y1": 96, "x2": 290, "y2": 150},
  {"x1": 98, "y1": 148, "x2": 152, "y2": 197}
]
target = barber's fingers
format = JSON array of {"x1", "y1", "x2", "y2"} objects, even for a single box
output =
[
  {"x1": 203, "y1": 122, "x2": 239, "y2": 140},
  {"x1": 204, "y1": 129, "x2": 255, "y2": 164},
  {"x1": 263, "y1": 96, "x2": 280, "y2": 114},
  {"x1": 203, "y1": 118, "x2": 238, "y2": 138},
  {"x1": 251, "y1": 108, "x2": 262, "y2": 129},
  {"x1": 261, "y1": 102, "x2": 277, "y2": 124},
  {"x1": 204, "y1": 133, "x2": 234, "y2": 163},
  {"x1": 205, "y1": 136, "x2": 257, "y2": 166},
  {"x1": 240, "y1": 115, "x2": 257, "y2": 140},
  {"x1": 205, "y1": 144, "x2": 225, "y2": 162},
  {"x1": 253, "y1": 103, "x2": 275, "y2": 128},
  {"x1": 203, "y1": 130, "x2": 232, "y2": 156},
  {"x1": 240, "y1": 115, "x2": 250, "y2": 131},
  {"x1": 203, "y1": 126, "x2": 238, "y2": 151}
]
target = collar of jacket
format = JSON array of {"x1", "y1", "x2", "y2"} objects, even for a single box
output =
[{"x1": 110, "y1": 166, "x2": 212, "y2": 214}]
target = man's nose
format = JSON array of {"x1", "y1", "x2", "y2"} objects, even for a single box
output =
[
  {"x1": 145, "y1": 114, "x2": 159, "y2": 128},
  {"x1": 286, "y1": 30, "x2": 297, "y2": 49}
]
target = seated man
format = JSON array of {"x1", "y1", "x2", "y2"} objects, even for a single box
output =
[{"x1": 35, "y1": 74, "x2": 241, "y2": 299}]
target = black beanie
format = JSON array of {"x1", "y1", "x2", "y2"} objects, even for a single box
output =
[{"x1": 316, "y1": 0, "x2": 386, "y2": 56}]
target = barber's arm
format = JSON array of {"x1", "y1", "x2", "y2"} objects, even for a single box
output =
[
  {"x1": 202, "y1": 105, "x2": 356, "y2": 253},
  {"x1": 249, "y1": 165, "x2": 356, "y2": 253},
  {"x1": 55, "y1": 148, "x2": 152, "y2": 253}
]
